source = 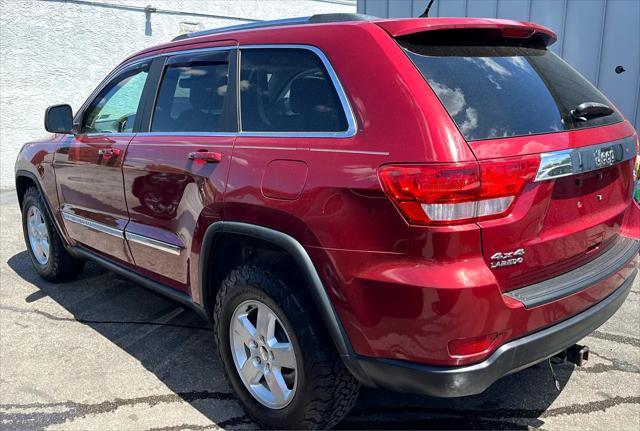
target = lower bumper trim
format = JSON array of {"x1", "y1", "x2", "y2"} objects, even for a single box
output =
[{"x1": 349, "y1": 268, "x2": 636, "y2": 397}]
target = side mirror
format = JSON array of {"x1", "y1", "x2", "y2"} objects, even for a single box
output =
[{"x1": 44, "y1": 104, "x2": 74, "y2": 134}]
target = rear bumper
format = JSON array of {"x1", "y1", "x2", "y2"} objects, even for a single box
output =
[{"x1": 347, "y1": 267, "x2": 636, "y2": 397}]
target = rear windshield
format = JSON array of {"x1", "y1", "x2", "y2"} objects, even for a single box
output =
[{"x1": 400, "y1": 39, "x2": 622, "y2": 141}]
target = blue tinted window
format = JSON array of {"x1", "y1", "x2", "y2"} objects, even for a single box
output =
[{"x1": 401, "y1": 44, "x2": 622, "y2": 141}]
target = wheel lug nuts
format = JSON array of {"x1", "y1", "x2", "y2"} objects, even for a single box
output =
[
  {"x1": 249, "y1": 340, "x2": 258, "y2": 349},
  {"x1": 253, "y1": 357, "x2": 262, "y2": 366}
]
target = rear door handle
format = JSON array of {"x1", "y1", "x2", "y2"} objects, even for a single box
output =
[
  {"x1": 98, "y1": 148, "x2": 121, "y2": 160},
  {"x1": 188, "y1": 151, "x2": 222, "y2": 163}
]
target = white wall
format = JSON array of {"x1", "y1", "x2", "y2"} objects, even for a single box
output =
[{"x1": 0, "y1": 0, "x2": 356, "y2": 189}]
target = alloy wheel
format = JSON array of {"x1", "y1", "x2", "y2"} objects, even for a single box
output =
[
  {"x1": 26, "y1": 205, "x2": 50, "y2": 265},
  {"x1": 229, "y1": 300, "x2": 298, "y2": 409}
]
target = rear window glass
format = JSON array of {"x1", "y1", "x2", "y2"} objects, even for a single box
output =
[{"x1": 400, "y1": 40, "x2": 622, "y2": 141}]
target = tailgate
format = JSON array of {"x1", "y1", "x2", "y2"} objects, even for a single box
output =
[
  {"x1": 395, "y1": 25, "x2": 638, "y2": 291},
  {"x1": 474, "y1": 134, "x2": 637, "y2": 290}
]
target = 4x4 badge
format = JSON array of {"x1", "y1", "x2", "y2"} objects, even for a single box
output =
[{"x1": 490, "y1": 248, "x2": 525, "y2": 269}]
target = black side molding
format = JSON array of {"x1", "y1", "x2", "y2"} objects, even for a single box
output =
[
  {"x1": 200, "y1": 223, "x2": 353, "y2": 353},
  {"x1": 505, "y1": 237, "x2": 640, "y2": 308},
  {"x1": 72, "y1": 246, "x2": 208, "y2": 320},
  {"x1": 198, "y1": 221, "x2": 374, "y2": 384}
]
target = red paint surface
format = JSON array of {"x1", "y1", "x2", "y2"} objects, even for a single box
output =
[
  {"x1": 15, "y1": 17, "x2": 640, "y2": 367},
  {"x1": 262, "y1": 160, "x2": 308, "y2": 201}
]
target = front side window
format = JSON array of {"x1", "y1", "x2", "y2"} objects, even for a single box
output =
[
  {"x1": 152, "y1": 51, "x2": 232, "y2": 133},
  {"x1": 239, "y1": 48, "x2": 348, "y2": 133},
  {"x1": 83, "y1": 64, "x2": 149, "y2": 134}
]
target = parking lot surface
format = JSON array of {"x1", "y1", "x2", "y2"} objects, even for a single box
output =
[{"x1": 1, "y1": 190, "x2": 639, "y2": 430}]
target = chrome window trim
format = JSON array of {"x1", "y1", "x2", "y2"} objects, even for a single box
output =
[
  {"x1": 80, "y1": 133, "x2": 137, "y2": 138},
  {"x1": 135, "y1": 132, "x2": 237, "y2": 138},
  {"x1": 125, "y1": 232, "x2": 183, "y2": 256},
  {"x1": 535, "y1": 136, "x2": 637, "y2": 182},
  {"x1": 79, "y1": 45, "x2": 358, "y2": 139},
  {"x1": 237, "y1": 44, "x2": 358, "y2": 138},
  {"x1": 61, "y1": 211, "x2": 124, "y2": 238},
  {"x1": 75, "y1": 47, "x2": 236, "y2": 138}
]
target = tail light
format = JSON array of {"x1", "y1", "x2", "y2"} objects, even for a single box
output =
[{"x1": 378, "y1": 156, "x2": 540, "y2": 225}]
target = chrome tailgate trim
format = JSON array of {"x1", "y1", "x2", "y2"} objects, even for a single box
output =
[{"x1": 535, "y1": 136, "x2": 637, "y2": 182}]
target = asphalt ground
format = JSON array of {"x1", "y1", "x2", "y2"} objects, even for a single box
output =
[{"x1": 1, "y1": 189, "x2": 639, "y2": 430}]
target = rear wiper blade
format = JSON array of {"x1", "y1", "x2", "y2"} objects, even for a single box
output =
[{"x1": 570, "y1": 102, "x2": 614, "y2": 121}]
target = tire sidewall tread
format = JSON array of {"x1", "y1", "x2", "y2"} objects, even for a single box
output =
[
  {"x1": 214, "y1": 262, "x2": 359, "y2": 429},
  {"x1": 21, "y1": 186, "x2": 84, "y2": 282}
]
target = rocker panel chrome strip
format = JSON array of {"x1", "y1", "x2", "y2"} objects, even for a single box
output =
[
  {"x1": 61, "y1": 211, "x2": 124, "y2": 238},
  {"x1": 125, "y1": 232, "x2": 183, "y2": 256}
]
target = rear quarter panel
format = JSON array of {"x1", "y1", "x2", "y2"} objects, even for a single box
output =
[{"x1": 224, "y1": 22, "x2": 478, "y2": 251}]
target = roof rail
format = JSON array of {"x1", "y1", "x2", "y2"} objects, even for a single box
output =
[{"x1": 172, "y1": 13, "x2": 376, "y2": 41}]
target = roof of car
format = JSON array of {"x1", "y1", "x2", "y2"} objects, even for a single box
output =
[{"x1": 124, "y1": 14, "x2": 556, "y2": 64}]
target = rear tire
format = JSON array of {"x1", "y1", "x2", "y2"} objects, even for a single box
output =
[
  {"x1": 21, "y1": 186, "x2": 85, "y2": 282},
  {"x1": 214, "y1": 262, "x2": 360, "y2": 429}
]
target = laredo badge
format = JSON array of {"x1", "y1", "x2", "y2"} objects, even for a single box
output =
[{"x1": 490, "y1": 248, "x2": 525, "y2": 269}]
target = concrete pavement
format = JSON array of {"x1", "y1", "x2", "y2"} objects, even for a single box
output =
[{"x1": 1, "y1": 189, "x2": 638, "y2": 430}]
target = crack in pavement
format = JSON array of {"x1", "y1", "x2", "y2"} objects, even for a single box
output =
[
  {"x1": 348, "y1": 395, "x2": 640, "y2": 420},
  {"x1": 143, "y1": 415, "x2": 254, "y2": 431},
  {"x1": 0, "y1": 390, "x2": 236, "y2": 430},
  {"x1": 0, "y1": 305, "x2": 212, "y2": 331},
  {"x1": 589, "y1": 330, "x2": 640, "y2": 348},
  {"x1": 339, "y1": 417, "x2": 533, "y2": 430},
  {"x1": 574, "y1": 351, "x2": 640, "y2": 374},
  {"x1": 575, "y1": 362, "x2": 640, "y2": 374},
  {"x1": 4, "y1": 394, "x2": 638, "y2": 430}
]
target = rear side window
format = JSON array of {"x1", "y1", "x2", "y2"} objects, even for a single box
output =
[
  {"x1": 152, "y1": 51, "x2": 233, "y2": 133},
  {"x1": 239, "y1": 48, "x2": 348, "y2": 133},
  {"x1": 400, "y1": 36, "x2": 622, "y2": 141}
]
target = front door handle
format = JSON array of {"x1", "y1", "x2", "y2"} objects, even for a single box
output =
[
  {"x1": 98, "y1": 148, "x2": 121, "y2": 160},
  {"x1": 188, "y1": 151, "x2": 222, "y2": 163}
]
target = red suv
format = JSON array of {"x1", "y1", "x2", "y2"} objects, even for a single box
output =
[{"x1": 15, "y1": 14, "x2": 640, "y2": 429}]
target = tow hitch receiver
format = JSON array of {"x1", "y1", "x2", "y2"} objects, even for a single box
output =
[
  {"x1": 567, "y1": 344, "x2": 590, "y2": 366},
  {"x1": 554, "y1": 344, "x2": 590, "y2": 366}
]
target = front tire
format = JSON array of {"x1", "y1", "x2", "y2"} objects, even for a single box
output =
[
  {"x1": 214, "y1": 263, "x2": 360, "y2": 429},
  {"x1": 21, "y1": 186, "x2": 85, "y2": 282}
]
